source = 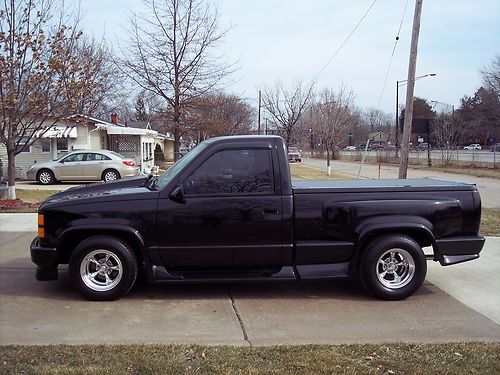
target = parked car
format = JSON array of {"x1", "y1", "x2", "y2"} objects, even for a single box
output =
[
  {"x1": 31, "y1": 135, "x2": 484, "y2": 301},
  {"x1": 287, "y1": 147, "x2": 302, "y2": 162},
  {"x1": 358, "y1": 144, "x2": 372, "y2": 151},
  {"x1": 26, "y1": 150, "x2": 140, "y2": 185},
  {"x1": 416, "y1": 142, "x2": 430, "y2": 150},
  {"x1": 179, "y1": 146, "x2": 191, "y2": 157},
  {"x1": 489, "y1": 143, "x2": 500, "y2": 152},
  {"x1": 343, "y1": 146, "x2": 357, "y2": 151},
  {"x1": 463, "y1": 144, "x2": 482, "y2": 150}
]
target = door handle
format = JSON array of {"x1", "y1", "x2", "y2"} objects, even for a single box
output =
[{"x1": 263, "y1": 208, "x2": 279, "y2": 214}]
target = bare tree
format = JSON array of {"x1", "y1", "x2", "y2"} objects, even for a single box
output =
[
  {"x1": 262, "y1": 80, "x2": 314, "y2": 146},
  {"x1": 191, "y1": 93, "x2": 254, "y2": 141},
  {"x1": 119, "y1": 0, "x2": 232, "y2": 160},
  {"x1": 363, "y1": 108, "x2": 392, "y2": 134},
  {"x1": 0, "y1": 0, "x2": 90, "y2": 199},
  {"x1": 432, "y1": 114, "x2": 463, "y2": 165},
  {"x1": 312, "y1": 86, "x2": 357, "y2": 175},
  {"x1": 481, "y1": 55, "x2": 500, "y2": 97}
]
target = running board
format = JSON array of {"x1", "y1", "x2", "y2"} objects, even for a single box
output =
[
  {"x1": 151, "y1": 265, "x2": 297, "y2": 283},
  {"x1": 295, "y1": 263, "x2": 350, "y2": 279}
]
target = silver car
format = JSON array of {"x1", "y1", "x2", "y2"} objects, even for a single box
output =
[{"x1": 27, "y1": 150, "x2": 140, "y2": 185}]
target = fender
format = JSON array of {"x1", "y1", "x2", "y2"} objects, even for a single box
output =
[
  {"x1": 58, "y1": 223, "x2": 148, "y2": 262},
  {"x1": 350, "y1": 215, "x2": 436, "y2": 273}
]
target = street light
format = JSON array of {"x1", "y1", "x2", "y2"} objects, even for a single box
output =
[{"x1": 395, "y1": 73, "x2": 436, "y2": 153}]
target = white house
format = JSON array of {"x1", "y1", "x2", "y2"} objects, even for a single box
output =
[{"x1": 0, "y1": 114, "x2": 174, "y2": 179}]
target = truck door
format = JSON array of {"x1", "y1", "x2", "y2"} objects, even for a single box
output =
[{"x1": 156, "y1": 147, "x2": 283, "y2": 269}]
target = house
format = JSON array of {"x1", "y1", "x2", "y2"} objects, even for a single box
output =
[{"x1": 0, "y1": 114, "x2": 174, "y2": 179}]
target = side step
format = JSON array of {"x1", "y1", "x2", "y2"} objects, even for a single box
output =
[{"x1": 151, "y1": 265, "x2": 297, "y2": 283}]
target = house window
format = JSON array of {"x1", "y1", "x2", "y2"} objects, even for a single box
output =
[
  {"x1": 57, "y1": 138, "x2": 68, "y2": 152},
  {"x1": 41, "y1": 139, "x2": 51, "y2": 153},
  {"x1": 19, "y1": 138, "x2": 31, "y2": 153}
]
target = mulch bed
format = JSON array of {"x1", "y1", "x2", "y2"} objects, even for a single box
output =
[{"x1": 0, "y1": 199, "x2": 39, "y2": 211}]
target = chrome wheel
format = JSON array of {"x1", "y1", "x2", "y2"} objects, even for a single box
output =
[
  {"x1": 376, "y1": 248, "x2": 415, "y2": 289},
  {"x1": 80, "y1": 249, "x2": 123, "y2": 292},
  {"x1": 38, "y1": 171, "x2": 53, "y2": 184},
  {"x1": 104, "y1": 170, "x2": 118, "y2": 182}
]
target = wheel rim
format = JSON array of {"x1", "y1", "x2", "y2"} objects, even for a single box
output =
[
  {"x1": 39, "y1": 171, "x2": 51, "y2": 184},
  {"x1": 104, "y1": 171, "x2": 117, "y2": 181},
  {"x1": 80, "y1": 249, "x2": 123, "y2": 292},
  {"x1": 376, "y1": 248, "x2": 415, "y2": 289}
]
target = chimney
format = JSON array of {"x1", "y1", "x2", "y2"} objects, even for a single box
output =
[{"x1": 111, "y1": 113, "x2": 118, "y2": 124}]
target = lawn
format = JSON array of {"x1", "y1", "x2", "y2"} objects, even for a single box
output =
[
  {"x1": 290, "y1": 163, "x2": 348, "y2": 180},
  {"x1": 1, "y1": 343, "x2": 498, "y2": 374},
  {"x1": 481, "y1": 208, "x2": 500, "y2": 236}
]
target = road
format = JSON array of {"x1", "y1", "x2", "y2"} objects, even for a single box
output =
[
  {"x1": 0, "y1": 220, "x2": 499, "y2": 346},
  {"x1": 300, "y1": 157, "x2": 500, "y2": 210}
]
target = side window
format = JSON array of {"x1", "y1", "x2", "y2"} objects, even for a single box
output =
[
  {"x1": 63, "y1": 153, "x2": 84, "y2": 163},
  {"x1": 85, "y1": 153, "x2": 110, "y2": 161},
  {"x1": 183, "y1": 149, "x2": 274, "y2": 195}
]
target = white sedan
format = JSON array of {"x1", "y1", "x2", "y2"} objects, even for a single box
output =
[{"x1": 463, "y1": 144, "x2": 482, "y2": 150}]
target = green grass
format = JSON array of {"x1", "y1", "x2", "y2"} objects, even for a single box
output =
[
  {"x1": 481, "y1": 208, "x2": 500, "y2": 236},
  {"x1": 0, "y1": 343, "x2": 498, "y2": 374}
]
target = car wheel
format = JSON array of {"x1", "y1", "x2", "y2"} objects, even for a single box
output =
[
  {"x1": 69, "y1": 236, "x2": 138, "y2": 301},
  {"x1": 359, "y1": 234, "x2": 426, "y2": 300},
  {"x1": 37, "y1": 169, "x2": 55, "y2": 185},
  {"x1": 102, "y1": 169, "x2": 120, "y2": 182}
]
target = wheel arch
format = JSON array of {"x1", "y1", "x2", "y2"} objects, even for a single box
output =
[
  {"x1": 350, "y1": 216, "x2": 436, "y2": 274},
  {"x1": 58, "y1": 225, "x2": 146, "y2": 266}
]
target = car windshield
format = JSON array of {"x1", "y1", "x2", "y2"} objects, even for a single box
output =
[
  {"x1": 106, "y1": 151, "x2": 126, "y2": 159},
  {"x1": 150, "y1": 142, "x2": 206, "y2": 190},
  {"x1": 288, "y1": 148, "x2": 299, "y2": 152}
]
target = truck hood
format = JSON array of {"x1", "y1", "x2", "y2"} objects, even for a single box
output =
[{"x1": 40, "y1": 176, "x2": 153, "y2": 209}]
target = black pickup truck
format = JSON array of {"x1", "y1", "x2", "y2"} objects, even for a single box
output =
[{"x1": 31, "y1": 135, "x2": 485, "y2": 301}]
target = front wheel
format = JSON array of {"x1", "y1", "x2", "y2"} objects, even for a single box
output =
[
  {"x1": 37, "y1": 169, "x2": 55, "y2": 185},
  {"x1": 69, "y1": 236, "x2": 138, "y2": 301},
  {"x1": 359, "y1": 234, "x2": 426, "y2": 300}
]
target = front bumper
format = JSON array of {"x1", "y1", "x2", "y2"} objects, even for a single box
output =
[
  {"x1": 26, "y1": 169, "x2": 37, "y2": 181},
  {"x1": 30, "y1": 237, "x2": 58, "y2": 280},
  {"x1": 435, "y1": 235, "x2": 485, "y2": 266}
]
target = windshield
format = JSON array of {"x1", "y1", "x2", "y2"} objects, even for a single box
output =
[{"x1": 152, "y1": 142, "x2": 207, "y2": 190}]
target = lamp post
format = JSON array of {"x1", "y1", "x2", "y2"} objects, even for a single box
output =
[
  {"x1": 309, "y1": 128, "x2": 314, "y2": 157},
  {"x1": 395, "y1": 73, "x2": 436, "y2": 155}
]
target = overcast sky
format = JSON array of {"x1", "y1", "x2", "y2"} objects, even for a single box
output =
[{"x1": 78, "y1": 0, "x2": 499, "y2": 115}]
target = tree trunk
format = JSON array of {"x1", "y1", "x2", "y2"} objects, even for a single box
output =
[
  {"x1": 7, "y1": 150, "x2": 16, "y2": 200},
  {"x1": 173, "y1": 127, "x2": 181, "y2": 162},
  {"x1": 326, "y1": 147, "x2": 331, "y2": 176}
]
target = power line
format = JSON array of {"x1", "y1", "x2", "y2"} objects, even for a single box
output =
[
  {"x1": 376, "y1": 0, "x2": 410, "y2": 109},
  {"x1": 314, "y1": 0, "x2": 378, "y2": 80}
]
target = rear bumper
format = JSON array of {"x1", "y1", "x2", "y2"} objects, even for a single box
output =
[{"x1": 435, "y1": 236, "x2": 485, "y2": 266}]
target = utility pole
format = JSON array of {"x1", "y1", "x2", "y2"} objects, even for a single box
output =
[
  {"x1": 398, "y1": 0, "x2": 423, "y2": 179},
  {"x1": 258, "y1": 90, "x2": 261, "y2": 135}
]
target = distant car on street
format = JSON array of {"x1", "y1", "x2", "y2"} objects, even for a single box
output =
[
  {"x1": 489, "y1": 143, "x2": 500, "y2": 152},
  {"x1": 358, "y1": 144, "x2": 372, "y2": 151},
  {"x1": 343, "y1": 145, "x2": 357, "y2": 151},
  {"x1": 416, "y1": 142, "x2": 430, "y2": 150},
  {"x1": 26, "y1": 150, "x2": 140, "y2": 185},
  {"x1": 463, "y1": 144, "x2": 482, "y2": 150},
  {"x1": 287, "y1": 147, "x2": 302, "y2": 162}
]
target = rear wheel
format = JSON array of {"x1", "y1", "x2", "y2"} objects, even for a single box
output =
[
  {"x1": 69, "y1": 236, "x2": 137, "y2": 301},
  {"x1": 37, "y1": 169, "x2": 55, "y2": 185},
  {"x1": 359, "y1": 234, "x2": 426, "y2": 300},
  {"x1": 102, "y1": 169, "x2": 120, "y2": 182}
]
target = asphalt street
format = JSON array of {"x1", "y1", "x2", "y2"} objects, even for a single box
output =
[{"x1": 0, "y1": 226, "x2": 499, "y2": 346}]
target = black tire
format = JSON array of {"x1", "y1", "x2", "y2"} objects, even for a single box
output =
[
  {"x1": 359, "y1": 234, "x2": 426, "y2": 300},
  {"x1": 37, "y1": 169, "x2": 55, "y2": 185},
  {"x1": 298, "y1": 158, "x2": 301, "y2": 162},
  {"x1": 69, "y1": 236, "x2": 138, "y2": 301},
  {"x1": 102, "y1": 169, "x2": 120, "y2": 182}
]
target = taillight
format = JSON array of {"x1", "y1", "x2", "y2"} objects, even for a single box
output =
[{"x1": 122, "y1": 160, "x2": 136, "y2": 167}]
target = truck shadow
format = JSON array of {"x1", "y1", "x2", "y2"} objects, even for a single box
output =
[{"x1": 0, "y1": 262, "x2": 434, "y2": 302}]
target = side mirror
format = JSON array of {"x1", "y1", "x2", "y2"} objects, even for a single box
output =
[{"x1": 169, "y1": 185, "x2": 186, "y2": 204}]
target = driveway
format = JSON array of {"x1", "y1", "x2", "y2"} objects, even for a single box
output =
[{"x1": 0, "y1": 225, "x2": 499, "y2": 346}]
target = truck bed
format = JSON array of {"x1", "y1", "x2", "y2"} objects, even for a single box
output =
[{"x1": 292, "y1": 178, "x2": 476, "y2": 193}]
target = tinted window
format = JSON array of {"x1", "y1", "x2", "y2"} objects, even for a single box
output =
[
  {"x1": 183, "y1": 149, "x2": 274, "y2": 195},
  {"x1": 62, "y1": 153, "x2": 84, "y2": 162},
  {"x1": 86, "y1": 153, "x2": 111, "y2": 161}
]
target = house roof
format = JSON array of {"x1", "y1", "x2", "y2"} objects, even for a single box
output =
[
  {"x1": 68, "y1": 114, "x2": 125, "y2": 127},
  {"x1": 126, "y1": 120, "x2": 151, "y2": 130}
]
